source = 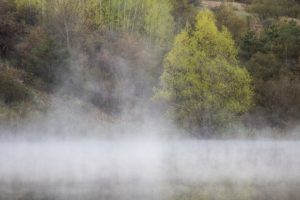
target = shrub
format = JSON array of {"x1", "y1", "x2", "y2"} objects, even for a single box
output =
[{"x1": 0, "y1": 67, "x2": 31, "y2": 104}]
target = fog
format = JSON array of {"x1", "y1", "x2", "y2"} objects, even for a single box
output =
[
  {"x1": 0, "y1": 137, "x2": 300, "y2": 200},
  {"x1": 1, "y1": 57, "x2": 300, "y2": 200},
  {"x1": 1, "y1": 25, "x2": 300, "y2": 200},
  {"x1": 1, "y1": 139, "x2": 300, "y2": 183}
]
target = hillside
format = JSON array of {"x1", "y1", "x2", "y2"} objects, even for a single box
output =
[{"x1": 1, "y1": 0, "x2": 300, "y2": 136}]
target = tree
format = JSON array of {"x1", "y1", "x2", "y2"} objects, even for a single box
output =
[
  {"x1": 171, "y1": 0, "x2": 201, "y2": 31},
  {"x1": 144, "y1": 0, "x2": 174, "y2": 44},
  {"x1": 246, "y1": 52, "x2": 281, "y2": 81},
  {"x1": 250, "y1": 0, "x2": 300, "y2": 19},
  {"x1": 271, "y1": 21, "x2": 300, "y2": 64},
  {"x1": 0, "y1": 64, "x2": 31, "y2": 104},
  {"x1": 245, "y1": 21, "x2": 300, "y2": 65},
  {"x1": 155, "y1": 10, "x2": 253, "y2": 133},
  {"x1": 214, "y1": 4, "x2": 248, "y2": 40},
  {"x1": 238, "y1": 19, "x2": 300, "y2": 129},
  {"x1": 239, "y1": 31, "x2": 263, "y2": 60},
  {"x1": 0, "y1": 0, "x2": 23, "y2": 58},
  {"x1": 253, "y1": 73, "x2": 300, "y2": 128},
  {"x1": 16, "y1": 27, "x2": 69, "y2": 91}
]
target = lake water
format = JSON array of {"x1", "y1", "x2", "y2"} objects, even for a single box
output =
[{"x1": 0, "y1": 139, "x2": 299, "y2": 199}]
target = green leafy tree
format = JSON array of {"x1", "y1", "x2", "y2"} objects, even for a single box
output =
[
  {"x1": 240, "y1": 20, "x2": 300, "y2": 63},
  {"x1": 155, "y1": 10, "x2": 253, "y2": 132},
  {"x1": 239, "y1": 20, "x2": 300, "y2": 128},
  {"x1": 269, "y1": 21, "x2": 300, "y2": 64},
  {"x1": 239, "y1": 31, "x2": 263, "y2": 60},
  {"x1": 39, "y1": 0, "x2": 173, "y2": 47}
]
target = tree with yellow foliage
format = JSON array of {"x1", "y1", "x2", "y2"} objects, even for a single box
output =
[{"x1": 155, "y1": 10, "x2": 253, "y2": 133}]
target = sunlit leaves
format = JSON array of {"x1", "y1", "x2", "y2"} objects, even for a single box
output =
[{"x1": 156, "y1": 10, "x2": 253, "y2": 131}]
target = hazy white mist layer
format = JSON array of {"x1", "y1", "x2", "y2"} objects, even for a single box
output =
[{"x1": 1, "y1": 139, "x2": 300, "y2": 183}]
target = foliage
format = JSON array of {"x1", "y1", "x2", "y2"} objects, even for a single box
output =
[
  {"x1": 16, "y1": 0, "x2": 174, "y2": 47},
  {"x1": 0, "y1": 64, "x2": 31, "y2": 104},
  {"x1": 155, "y1": 10, "x2": 253, "y2": 132},
  {"x1": 249, "y1": 0, "x2": 300, "y2": 19},
  {"x1": 214, "y1": 4, "x2": 248, "y2": 40},
  {"x1": 246, "y1": 52, "x2": 281, "y2": 80},
  {"x1": 171, "y1": 0, "x2": 201, "y2": 31},
  {"x1": 239, "y1": 17, "x2": 300, "y2": 128},
  {"x1": 2, "y1": 0, "x2": 300, "y2": 133},
  {"x1": 0, "y1": 0, "x2": 23, "y2": 58},
  {"x1": 67, "y1": 33, "x2": 164, "y2": 114},
  {"x1": 254, "y1": 73, "x2": 300, "y2": 127},
  {"x1": 239, "y1": 31, "x2": 263, "y2": 60},
  {"x1": 240, "y1": 20, "x2": 300, "y2": 63},
  {"x1": 16, "y1": 27, "x2": 69, "y2": 90},
  {"x1": 263, "y1": 21, "x2": 300, "y2": 63}
]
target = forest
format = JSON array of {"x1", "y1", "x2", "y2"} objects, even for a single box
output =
[
  {"x1": 1, "y1": 0, "x2": 300, "y2": 137},
  {"x1": 2, "y1": 1, "x2": 300, "y2": 200}
]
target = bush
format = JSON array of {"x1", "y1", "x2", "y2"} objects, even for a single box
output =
[
  {"x1": 214, "y1": 4, "x2": 248, "y2": 40},
  {"x1": 16, "y1": 27, "x2": 69, "y2": 91},
  {"x1": 0, "y1": 0, "x2": 23, "y2": 58},
  {"x1": 254, "y1": 73, "x2": 300, "y2": 127},
  {"x1": 0, "y1": 68, "x2": 31, "y2": 104},
  {"x1": 246, "y1": 52, "x2": 281, "y2": 80}
]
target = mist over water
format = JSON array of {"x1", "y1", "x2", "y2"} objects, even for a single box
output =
[
  {"x1": 1, "y1": 90, "x2": 300, "y2": 200},
  {"x1": 1, "y1": 51, "x2": 300, "y2": 200},
  {"x1": 1, "y1": 137, "x2": 300, "y2": 200},
  {"x1": 2, "y1": 1, "x2": 300, "y2": 199},
  {"x1": 1, "y1": 11, "x2": 299, "y2": 200}
]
